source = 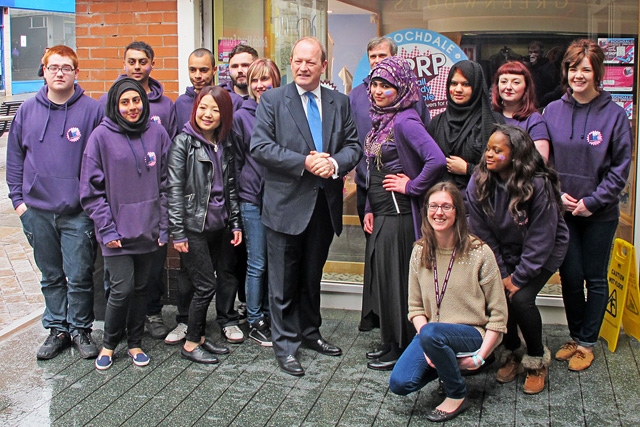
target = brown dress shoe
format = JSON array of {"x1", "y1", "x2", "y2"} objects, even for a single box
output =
[
  {"x1": 555, "y1": 341, "x2": 578, "y2": 361},
  {"x1": 523, "y1": 367, "x2": 547, "y2": 394},
  {"x1": 568, "y1": 349, "x2": 594, "y2": 371}
]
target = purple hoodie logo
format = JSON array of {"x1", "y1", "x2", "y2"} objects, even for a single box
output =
[
  {"x1": 66, "y1": 127, "x2": 82, "y2": 142},
  {"x1": 146, "y1": 151, "x2": 157, "y2": 167},
  {"x1": 150, "y1": 115, "x2": 162, "y2": 125},
  {"x1": 587, "y1": 130, "x2": 603, "y2": 146}
]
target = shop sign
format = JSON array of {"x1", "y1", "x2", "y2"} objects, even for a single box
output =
[{"x1": 353, "y1": 28, "x2": 467, "y2": 117}]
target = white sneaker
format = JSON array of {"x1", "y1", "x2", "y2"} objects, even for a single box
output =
[
  {"x1": 164, "y1": 323, "x2": 188, "y2": 345},
  {"x1": 222, "y1": 325, "x2": 245, "y2": 344}
]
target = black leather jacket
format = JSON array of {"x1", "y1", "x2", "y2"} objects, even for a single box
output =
[{"x1": 167, "y1": 132, "x2": 241, "y2": 241}]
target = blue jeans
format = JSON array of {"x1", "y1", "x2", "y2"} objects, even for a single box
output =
[
  {"x1": 560, "y1": 216, "x2": 618, "y2": 347},
  {"x1": 20, "y1": 207, "x2": 96, "y2": 332},
  {"x1": 240, "y1": 202, "x2": 269, "y2": 325},
  {"x1": 389, "y1": 323, "x2": 483, "y2": 399}
]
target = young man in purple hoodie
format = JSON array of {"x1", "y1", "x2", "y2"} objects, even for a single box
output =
[
  {"x1": 6, "y1": 45, "x2": 104, "y2": 360},
  {"x1": 222, "y1": 44, "x2": 258, "y2": 111},
  {"x1": 100, "y1": 41, "x2": 177, "y2": 340}
]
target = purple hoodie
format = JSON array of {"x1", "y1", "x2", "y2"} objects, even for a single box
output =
[
  {"x1": 173, "y1": 86, "x2": 196, "y2": 133},
  {"x1": 100, "y1": 75, "x2": 178, "y2": 139},
  {"x1": 6, "y1": 84, "x2": 104, "y2": 214},
  {"x1": 220, "y1": 81, "x2": 246, "y2": 111},
  {"x1": 544, "y1": 90, "x2": 631, "y2": 221},
  {"x1": 80, "y1": 117, "x2": 171, "y2": 256},
  {"x1": 468, "y1": 176, "x2": 569, "y2": 288},
  {"x1": 349, "y1": 78, "x2": 432, "y2": 189},
  {"x1": 231, "y1": 98, "x2": 264, "y2": 207}
]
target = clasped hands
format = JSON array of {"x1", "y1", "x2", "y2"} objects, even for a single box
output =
[
  {"x1": 561, "y1": 193, "x2": 592, "y2": 217},
  {"x1": 305, "y1": 151, "x2": 335, "y2": 178}
]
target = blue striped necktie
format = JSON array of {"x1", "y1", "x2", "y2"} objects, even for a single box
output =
[{"x1": 305, "y1": 92, "x2": 323, "y2": 152}]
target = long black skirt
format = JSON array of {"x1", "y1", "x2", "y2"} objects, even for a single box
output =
[{"x1": 361, "y1": 169, "x2": 415, "y2": 349}]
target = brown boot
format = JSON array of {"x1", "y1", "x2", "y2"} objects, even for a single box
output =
[
  {"x1": 521, "y1": 346, "x2": 551, "y2": 395},
  {"x1": 495, "y1": 346, "x2": 525, "y2": 384}
]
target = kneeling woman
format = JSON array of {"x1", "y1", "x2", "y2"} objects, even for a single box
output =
[
  {"x1": 81, "y1": 78, "x2": 171, "y2": 370},
  {"x1": 167, "y1": 86, "x2": 241, "y2": 364},
  {"x1": 389, "y1": 182, "x2": 507, "y2": 423},
  {"x1": 467, "y1": 125, "x2": 568, "y2": 394}
]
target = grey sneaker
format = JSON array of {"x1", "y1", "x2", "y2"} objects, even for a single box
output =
[
  {"x1": 71, "y1": 329, "x2": 99, "y2": 359},
  {"x1": 237, "y1": 303, "x2": 247, "y2": 324},
  {"x1": 222, "y1": 325, "x2": 245, "y2": 344},
  {"x1": 248, "y1": 319, "x2": 272, "y2": 347},
  {"x1": 145, "y1": 314, "x2": 169, "y2": 339},
  {"x1": 164, "y1": 323, "x2": 188, "y2": 345},
  {"x1": 37, "y1": 329, "x2": 71, "y2": 360}
]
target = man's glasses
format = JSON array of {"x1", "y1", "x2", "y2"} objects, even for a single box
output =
[
  {"x1": 427, "y1": 203, "x2": 455, "y2": 212},
  {"x1": 46, "y1": 65, "x2": 75, "y2": 74}
]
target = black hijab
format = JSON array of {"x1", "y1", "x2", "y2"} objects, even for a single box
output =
[
  {"x1": 429, "y1": 60, "x2": 502, "y2": 156},
  {"x1": 106, "y1": 78, "x2": 150, "y2": 134}
]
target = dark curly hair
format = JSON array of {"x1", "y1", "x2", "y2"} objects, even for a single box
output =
[{"x1": 473, "y1": 124, "x2": 562, "y2": 225}]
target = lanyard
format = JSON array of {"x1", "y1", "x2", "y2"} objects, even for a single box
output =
[{"x1": 433, "y1": 247, "x2": 457, "y2": 322}]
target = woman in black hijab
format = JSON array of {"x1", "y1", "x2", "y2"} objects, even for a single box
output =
[
  {"x1": 428, "y1": 60, "x2": 504, "y2": 201},
  {"x1": 81, "y1": 78, "x2": 171, "y2": 370}
]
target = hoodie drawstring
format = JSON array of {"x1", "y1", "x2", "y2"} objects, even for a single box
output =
[
  {"x1": 580, "y1": 103, "x2": 592, "y2": 140},
  {"x1": 38, "y1": 103, "x2": 52, "y2": 142},
  {"x1": 569, "y1": 100, "x2": 593, "y2": 140},
  {"x1": 140, "y1": 134, "x2": 151, "y2": 172},
  {"x1": 126, "y1": 134, "x2": 143, "y2": 175},
  {"x1": 60, "y1": 103, "x2": 69, "y2": 137}
]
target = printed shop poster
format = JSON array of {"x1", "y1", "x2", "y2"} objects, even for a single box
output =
[{"x1": 598, "y1": 38, "x2": 635, "y2": 64}]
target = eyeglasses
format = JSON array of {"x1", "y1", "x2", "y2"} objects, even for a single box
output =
[
  {"x1": 46, "y1": 65, "x2": 75, "y2": 74},
  {"x1": 427, "y1": 203, "x2": 455, "y2": 212}
]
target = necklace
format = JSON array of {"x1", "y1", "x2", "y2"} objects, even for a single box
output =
[{"x1": 433, "y1": 247, "x2": 457, "y2": 322}]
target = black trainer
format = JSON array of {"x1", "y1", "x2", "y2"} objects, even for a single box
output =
[
  {"x1": 71, "y1": 329, "x2": 99, "y2": 359},
  {"x1": 145, "y1": 314, "x2": 169, "y2": 339},
  {"x1": 249, "y1": 318, "x2": 272, "y2": 347},
  {"x1": 237, "y1": 303, "x2": 248, "y2": 324},
  {"x1": 37, "y1": 328, "x2": 71, "y2": 360}
]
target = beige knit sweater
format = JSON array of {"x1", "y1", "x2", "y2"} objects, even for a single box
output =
[{"x1": 408, "y1": 238, "x2": 508, "y2": 337}]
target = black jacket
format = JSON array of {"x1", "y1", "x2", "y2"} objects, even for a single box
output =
[{"x1": 167, "y1": 131, "x2": 241, "y2": 241}]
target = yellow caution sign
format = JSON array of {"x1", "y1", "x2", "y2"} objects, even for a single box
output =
[{"x1": 599, "y1": 239, "x2": 640, "y2": 352}]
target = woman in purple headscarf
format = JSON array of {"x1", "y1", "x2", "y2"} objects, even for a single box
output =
[{"x1": 361, "y1": 56, "x2": 446, "y2": 371}]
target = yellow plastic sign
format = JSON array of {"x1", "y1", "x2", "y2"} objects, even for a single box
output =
[{"x1": 599, "y1": 238, "x2": 640, "y2": 352}]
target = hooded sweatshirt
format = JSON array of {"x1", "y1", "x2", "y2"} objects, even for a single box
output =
[
  {"x1": 6, "y1": 84, "x2": 104, "y2": 214},
  {"x1": 80, "y1": 117, "x2": 171, "y2": 256},
  {"x1": 544, "y1": 90, "x2": 631, "y2": 222},
  {"x1": 231, "y1": 97, "x2": 264, "y2": 207},
  {"x1": 173, "y1": 86, "x2": 196, "y2": 133},
  {"x1": 100, "y1": 75, "x2": 177, "y2": 139}
]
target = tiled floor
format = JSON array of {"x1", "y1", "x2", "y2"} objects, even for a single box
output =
[{"x1": 1, "y1": 307, "x2": 639, "y2": 427}]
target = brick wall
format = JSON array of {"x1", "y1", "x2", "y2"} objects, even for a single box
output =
[
  {"x1": 77, "y1": 1, "x2": 181, "y2": 303},
  {"x1": 75, "y1": 0, "x2": 179, "y2": 101}
]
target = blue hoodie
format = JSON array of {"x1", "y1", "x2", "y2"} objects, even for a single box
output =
[
  {"x1": 544, "y1": 90, "x2": 631, "y2": 222},
  {"x1": 100, "y1": 75, "x2": 178, "y2": 139},
  {"x1": 231, "y1": 97, "x2": 264, "y2": 207},
  {"x1": 6, "y1": 84, "x2": 104, "y2": 214},
  {"x1": 80, "y1": 117, "x2": 171, "y2": 256},
  {"x1": 173, "y1": 86, "x2": 196, "y2": 133}
]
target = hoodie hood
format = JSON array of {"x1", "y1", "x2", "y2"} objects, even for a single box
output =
[
  {"x1": 35, "y1": 84, "x2": 86, "y2": 142},
  {"x1": 115, "y1": 73, "x2": 164, "y2": 101},
  {"x1": 239, "y1": 97, "x2": 258, "y2": 115},
  {"x1": 183, "y1": 121, "x2": 211, "y2": 146},
  {"x1": 560, "y1": 90, "x2": 613, "y2": 140}
]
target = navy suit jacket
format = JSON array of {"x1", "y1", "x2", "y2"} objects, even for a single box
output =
[{"x1": 250, "y1": 83, "x2": 362, "y2": 236}]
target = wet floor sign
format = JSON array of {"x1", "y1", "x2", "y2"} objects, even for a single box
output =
[{"x1": 600, "y1": 239, "x2": 640, "y2": 352}]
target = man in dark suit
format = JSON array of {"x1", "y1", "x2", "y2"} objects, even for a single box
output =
[{"x1": 251, "y1": 37, "x2": 362, "y2": 376}]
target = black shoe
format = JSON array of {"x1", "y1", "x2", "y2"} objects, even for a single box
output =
[
  {"x1": 237, "y1": 303, "x2": 248, "y2": 324},
  {"x1": 425, "y1": 398, "x2": 471, "y2": 422},
  {"x1": 71, "y1": 329, "x2": 99, "y2": 359},
  {"x1": 367, "y1": 358, "x2": 397, "y2": 371},
  {"x1": 201, "y1": 339, "x2": 229, "y2": 355},
  {"x1": 303, "y1": 338, "x2": 342, "y2": 356},
  {"x1": 145, "y1": 314, "x2": 169, "y2": 339},
  {"x1": 366, "y1": 344, "x2": 391, "y2": 360},
  {"x1": 277, "y1": 354, "x2": 305, "y2": 376},
  {"x1": 181, "y1": 345, "x2": 219, "y2": 364},
  {"x1": 358, "y1": 319, "x2": 374, "y2": 332},
  {"x1": 249, "y1": 318, "x2": 273, "y2": 347},
  {"x1": 37, "y1": 329, "x2": 71, "y2": 360}
]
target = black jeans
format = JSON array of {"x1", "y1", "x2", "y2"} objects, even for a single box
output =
[
  {"x1": 215, "y1": 227, "x2": 242, "y2": 327},
  {"x1": 102, "y1": 252, "x2": 155, "y2": 350},
  {"x1": 145, "y1": 244, "x2": 167, "y2": 316},
  {"x1": 175, "y1": 256, "x2": 193, "y2": 325},
  {"x1": 181, "y1": 229, "x2": 224, "y2": 343},
  {"x1": 502, "y1": 268, "x2": 554, "y2": 357}
]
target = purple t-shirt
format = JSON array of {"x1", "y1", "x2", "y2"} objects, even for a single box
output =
[{"x1": 504, "y1": 112, "x2": 549, "y2": 142}]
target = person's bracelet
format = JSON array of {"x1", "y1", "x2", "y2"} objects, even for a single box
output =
[{"x1": 472, "y1": 353, "x2": 485, "y2": 367}]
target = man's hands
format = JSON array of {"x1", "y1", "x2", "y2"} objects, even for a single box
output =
[{"x1": 305, "y1": 151, "x2": 335, "y2": 179}]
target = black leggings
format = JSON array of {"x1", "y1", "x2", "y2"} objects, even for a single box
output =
[{"x1": 502, "y1": 268, "x2": 554, "y2": 357}]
